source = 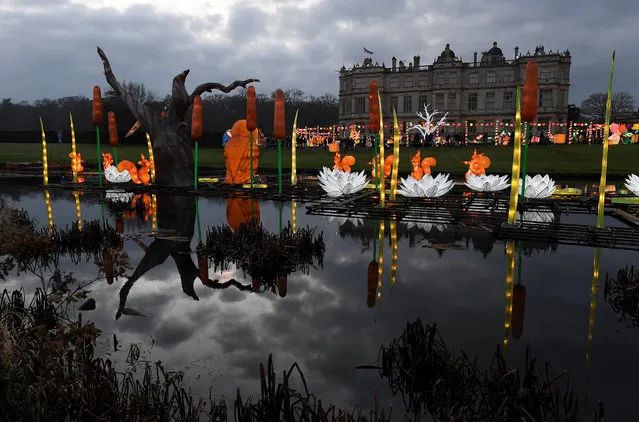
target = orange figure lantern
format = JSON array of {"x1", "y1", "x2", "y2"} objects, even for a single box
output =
[
  {"x1": 277, "y1": 275, "x2": 288, "y2": 297},
  {"x1": 226, "y1": 197, "x2": 261, "y2": 231},
  {"x1": 370, "y1": 155, "x2": 393, "y2": 178},
  {"x1": 464, "y1": 149, "x2": 491, "y2": 179},
  {"x1": 332, "y1": 152, "x2": 356, "y2": 172},
  {"x1": 410, "y1": 150, "x2": 437, "y2": 180},
  {"x1": 92, "y1": 86, "x2": 103, "y2": 126},
  {"x1": 274, "y1": 89, "x2": 286, "y2": 139},
  {"x1": 246, "y1": 86, "x2": 257, "y2": 131},
  {"x1": 521, "y1": 60, "x2": 538, "y2": 122},
  {"x1": 192, "y1": 95, "x2": 203, "y2": 141},
  {"x1": 511, "y1": 284, "x2": 526, "y2": 339},
  {"x1": 369, "y1": 81, "x2": 380, "y2": 132},
  {"x1": 367, "y1": 260, "x2": 378, "y2": 308},
  {"x1": 108, "y1": 111, "x2": 119, "y2": 147},
  {"x1": 224, "y1": 120, "x2": 260, "y2": 184}
]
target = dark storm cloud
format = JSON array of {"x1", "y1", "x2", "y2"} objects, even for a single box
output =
[{"x1": 2, "y1": 0, "x2": 638, "y2": 105}]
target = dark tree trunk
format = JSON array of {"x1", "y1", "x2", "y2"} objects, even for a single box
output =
[
  {"x1": 97, "y1": 47, "x2": 258, "y2": 187},
  {"x1": 115, "y1": 193, "x2": 251, "y2": 320}
]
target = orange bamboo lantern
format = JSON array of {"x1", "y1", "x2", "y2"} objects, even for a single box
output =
[
  {"x1": 521, "y1": 60, "x2": 538, "y2": 122},
  {"x1": 108, "y1": 112, "x2": 119, "y2": 146},
  {"x1": 277, "y1": 275, "x2": 288, "y2": 297},
  {"x1": 92, "y1": 86, "x2": 103, "y2": 126},
  {"x1": 103, "y1": 248, "x2": 114, "y2": 284},
  {"x1": 198, "y1": 253, "x2": 208, "y2": 281},
  {"x1": 511, "y1": 284, "x2": 526, "y2": 339},
  {"x1": 367, "y1": 260, "x2": 378, "y2": 308},
  {"x1": 191, "y1": 95, "x2": 203, "y2": 141},
  {"x1": 274, "y1": 89, "x2": 286, "y2": 139},
  {"x1": 246, "y1": 86, "x2": 257, "y2": 131},
  {"x1": 160, "y1": 111, "x2": 167, "y2": 119},
  {"x1": 369, "y1": 81, "x2": 380, "y2": 132},
  {"x1": 115, "y1": 217, "x2": 124, "y2": 233}
]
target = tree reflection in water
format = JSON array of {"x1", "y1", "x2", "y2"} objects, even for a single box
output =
[
  {"x1": 605, "y1": 266, "x2": 639, "y2": 328},
  {"x1": 360, "y1": 319, "x2": 604, "y2": 421}
]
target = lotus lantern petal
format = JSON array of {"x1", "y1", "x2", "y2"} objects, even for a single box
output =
[
  {"x1": 318, "y1": 166, "x2": 368, "y2": 197},
  {"x1": 518, "y1": 174, "x2": 556, "y2": 198},
  {"x1": 397, "y1": 174, "x2": 455, "y2": 198},
  {"x1": 625, "y1": 174, "x2": 639, "y2": 196},
  {"x1": 465, "y1": 174, "x2": 510, "y2": 192},
  {"x1": 104, "y1": 165, "x2": 132, "y2": 183}
]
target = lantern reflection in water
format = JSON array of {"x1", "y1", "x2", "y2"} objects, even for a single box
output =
[
  {"x1": 585, "y1": 247, "x2": 601, "y2": 397},
  {"x1": 226, "y1": 197, "x2": 261, "y2": 232},
  {"x1": 503, "y1": 241, "x2": 516, "y2": 350}
]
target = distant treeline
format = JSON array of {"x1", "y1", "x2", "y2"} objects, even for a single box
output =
[{"x1": 0, "y1": 83, "x2": 338, "y2": 141}]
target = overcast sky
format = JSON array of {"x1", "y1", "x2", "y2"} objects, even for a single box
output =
[{"x1": 0, "y1": 0, "x2": 638, "y2": 107}]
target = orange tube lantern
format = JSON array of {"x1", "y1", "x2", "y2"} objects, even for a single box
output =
[
  {"x1": 191, "y1": 95, "x2": 203, "y2": 141},
  {"x1": 198, "y1": 253, "x2": 208, "y2": 281},
  {"x1": 511, "y1": 284, "x2": 526, "y2": 339},
  {"x1": 108, "y1": 112, "x2": 119, "y2": 147},
  {"x1": 246, "y1": 86, "x2": 257, "y2": 131},
  {"x1": 277, "y1": 274, "x2": 288, "y2": 297},
  {"x1": 521, "y1": 60, "x2": 538, "y2": 122},
  {"x1": 367, "y1": 260, "x2": 378, "y2": 308},
  {"x1": 273, "y1": 89, "x2": 286, "y2": 139},
  {"x1": 369, "y1": 81, "x2": 380, "y2": 132},
  {"x1": 92, "y1": 86, "x2": 103, "y2": 126}
]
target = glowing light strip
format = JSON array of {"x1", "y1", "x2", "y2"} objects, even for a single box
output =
[
  {"x1": 507, "y1": 88, "x2": 523, "y2": 224},
  {"x1": 151, "y1": 194, "x2": 158, "y2": 232},
  {"x1": 291, "y1": 110, "x2": 299, "y2": 185},
  {"x1": 376, "y1": 219, "x2": 385, "y2": 308},
  {"x1": 146, "y1": 133, "x2": 156, "y2": 183},
  {"x1": 390, "y1": 220, "x2": 397, "y2": 292},
  {"x1": 503, "y1": 241, "x2": 515, "y2": 350},
  {"x1": 292, "y1": 200, "x2": 297, "y2": 234},
  {"x1": 39, "y1": 117, "x2": 48, "y2": 185},
  {"x1": 74, "y1": 192, "x2": 82, "y2": 231},
  {"x1": 45, "y1": 190, "x2": 53, "y2": 234},
  {"x1": 597, "y1": 51, "x2": 616, "y2": 228},
  {"x1": 70, "y1": 113, "x2": 78, "y2": 183},
  {"x1": 377, "y1": 93, "x2": 385, "y2": 207},
  {"x1": 390, "y1": 109, "x2": 400, "y2": 200},
  {"x1": 585, "y1": 247, "x2": 601, "y2": 398}
]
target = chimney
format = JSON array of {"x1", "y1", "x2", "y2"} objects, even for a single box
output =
[
  {"x1": 414, "y1": 55, "x2": 420, "y2": 68},
  {"x1": 514, "y1": 46, "x2": 519, "y2": 59},
  {"x1": 392, "y1": 56, "x2": 397, "y2": 71},
  {"x1": 473, "y1": 52, "x2": 478, "y2": 67}
]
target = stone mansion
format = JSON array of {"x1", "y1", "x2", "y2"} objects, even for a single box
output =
[{"x1": 337, "y1": 42, "x2": 571, "y2": 135}]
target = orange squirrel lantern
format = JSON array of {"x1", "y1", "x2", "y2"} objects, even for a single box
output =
[
  {"x1": 367, "y1": 260, "x2": 378, "y2": 308},
  {"x1": 92, "y1": 86, "x2": 103, "y2": 126},
  {"x1": 332, "y1": 152, "x2": 356, "y2": 172},
  {"x1": 108, "y1": 111, "x2": 119, "y2": 147},
  {"x1": 410, "y1": 150, "x2": 436, "y2": 180},
  {"x1": 511, "y1": 284, "x2": 526, "y2": 339},
  {"x1": 521, "y1": 60, "x2": 538, "y2": 122},
  {"x1": 246, "y1": 86, "x2": 257, "y2": 131},
  {"x1": 464, "y1": 149, "x2": 491, "y2": 179},
  {"x1": 224, "y1": 120, "x2": 259, "y2": 184},
  {"x1": 226, "y1": 197, "x2": 261, "y2": 232},
  {"x1": 370, "y1": 155, "x2": 393, "y2": 178},
  {"x1": 369, "y1": 81, "x2": 380, "y2": 132},
  {"x1": 137, "y1": 154, "x2": 152, "y2": 184},
  {"x1": 274, "y1": 89, "x2": 286, "y2": 139},
  {"x1": 191, "y1": 95, "x2": 203, "y2": 141}
]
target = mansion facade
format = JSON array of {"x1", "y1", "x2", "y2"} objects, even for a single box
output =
[{"x1": 338, "y1": 42, "x2": 571, "y2": 135}]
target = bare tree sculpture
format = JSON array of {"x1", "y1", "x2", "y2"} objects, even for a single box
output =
[
  {"x1": 409, "y1": 104, "x2": 448, "y2": 138},
  {"x1": 97, "y1": 46, "x2": 259, "y2": 187}
]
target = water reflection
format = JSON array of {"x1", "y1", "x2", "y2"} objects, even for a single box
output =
[{"x1": 1, "y1": 186, "x2": 639, "y2": 419}]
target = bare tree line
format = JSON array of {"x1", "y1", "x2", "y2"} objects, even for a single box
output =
[{"x1": 0, "y1": 82, "x2": 338, "y2": 134}]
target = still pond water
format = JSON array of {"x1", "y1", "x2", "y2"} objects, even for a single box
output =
[{"x1": 2, "y1": 185, "x2": 638, "y2": 419}]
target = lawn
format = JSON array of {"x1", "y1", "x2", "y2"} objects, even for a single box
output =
[{"x1": 1, "y1": 142, "x2": 638, "y2": 176}]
